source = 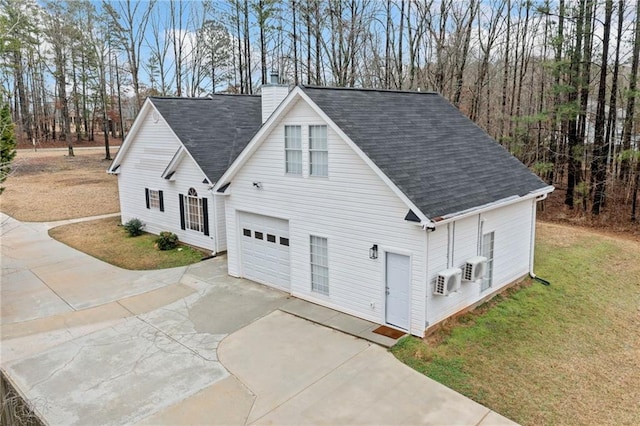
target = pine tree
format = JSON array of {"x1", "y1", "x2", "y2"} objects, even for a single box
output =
[{"x1": 0, "y1": 103, "x2": 17, "y2": 195}]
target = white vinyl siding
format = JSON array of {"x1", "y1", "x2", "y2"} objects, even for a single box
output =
[
  {"x1": 285, "y1": 125, "x2": 302, "y2": 174},
  {"x1": 310, "y1": 236, "x2": 329, "y2": 295},
  {"x1": 214, "y1": 195, "x2": 227, "y2": 252},
  {"x1": 425, "y1": 200, "x2": 535, "y2": 328},
  {"x1": 115, "y1": 104, "x2": 217, "y2": 252},
  {"x1": 309, "y1": 125, "x2": 328, "y2": 177},
  {"x1": 225, "y1": 99, "x2": 427, "y2": 336}
]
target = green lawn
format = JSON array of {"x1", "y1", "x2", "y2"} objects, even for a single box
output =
[
  {"x1": 49, "y1": 216, "x2": 209, "y2": 270},
  {"x1": 392, "y1": 222, "x2": 640, "y2": 425}
]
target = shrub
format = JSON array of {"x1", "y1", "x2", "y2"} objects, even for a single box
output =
[
  {"x1": 155, "y1": 231, "x2": 178, "y2": 250},
  {"x1": 123, "y1": 218, "x2": 145, "y2": 237}
]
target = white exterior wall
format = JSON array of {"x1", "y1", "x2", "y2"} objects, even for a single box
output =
[
  {"x1": 214, "y1": 194, "x2": 227, "y2": 252},
  {"x1": 224, "y1": 99, "x2": 427, "y2": 336},
  {"x1": 425, "y1": 199, "x2": 534, "y2": 327},
  {"x1": 116, "y1": 107, "x2": 217, "y2": 252}
]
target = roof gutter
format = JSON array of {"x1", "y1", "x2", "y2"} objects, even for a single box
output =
[{"x1": 430, "y1": 185, "x2": 555, "y2": 228}]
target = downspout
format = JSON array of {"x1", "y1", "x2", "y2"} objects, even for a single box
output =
[{"x1": 529, "y1": 193, "x2": 551, "y2": 286}]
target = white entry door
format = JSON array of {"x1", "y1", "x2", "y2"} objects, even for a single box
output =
[
  {"x1": 385, "y1": 252, "x2": 410, "y2": 330},
  {"x1": 239, "y1": 212, "x2": 290, "y2": 291}
]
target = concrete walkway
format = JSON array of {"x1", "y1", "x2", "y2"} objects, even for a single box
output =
[{"x1": 1, "y1": 213, "x2": 517, "y2": 425}]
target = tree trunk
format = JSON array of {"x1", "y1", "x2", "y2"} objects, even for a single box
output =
[
  {"x1": 499, "y1": 0, "x2": 511, "y2": 143},
  {"x1": 396, "y1": 0, "x2": 405, "y2": 89},
  {"x1": 621, "y1": 0, "x2": 640, "y2": 179},
  {"x1": 591, "y1": 0, "x2": 612, "y2": 215},
  {"x1": 292, "y1": 0, "x2": 299, "y2": 85},
  {"x1": 452, "y1": 0, "x2": 476, "y2": 107},
  {"x1": 13, "y1": 50, "x2": 32, "y2": 144},
  {"x1": 565, "y1": 0, "x2": 586, "y2": 208},
  {"x1": 259, "y1": 0, "x2": 267, "y2": 85},
  {"x1": 606, "y1": 1, "x2": 624, "y2": 170}
]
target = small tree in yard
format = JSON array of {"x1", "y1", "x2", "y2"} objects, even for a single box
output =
[{"x1": 0, "y1": 103, "x2": 17, "y2": 195}]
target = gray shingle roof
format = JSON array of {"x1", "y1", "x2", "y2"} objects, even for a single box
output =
[
  {"x1": 150, "y1": 95, "x2": 261, "y2": 183},
  {"x1": 301, "y1": 86, "x2": 549, "y2": 219}
]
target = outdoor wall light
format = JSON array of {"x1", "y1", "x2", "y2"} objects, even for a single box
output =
[
  {"x1": 369, "y1": 244, "x2": 378, "y2": 259},
  {"x1": 252, "y1": 181, "x2": 263, "y2": 189}
]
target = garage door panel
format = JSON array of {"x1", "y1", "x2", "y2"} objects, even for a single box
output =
[{"x1": 240, "y1": 213, "x2": 290, "y2": 291}]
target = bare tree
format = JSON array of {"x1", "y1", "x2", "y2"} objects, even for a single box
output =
[{"x1": 104, "y1": 0, "x2": 155, "y2": 110}]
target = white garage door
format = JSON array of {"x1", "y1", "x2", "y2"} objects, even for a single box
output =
[{"x1": 239, "y1": 212, "x2": 290, "y2": 291}]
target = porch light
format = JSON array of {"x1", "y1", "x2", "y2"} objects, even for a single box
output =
[{"x1": 369, "y1": 244, "x2": 378, "y2": 259}]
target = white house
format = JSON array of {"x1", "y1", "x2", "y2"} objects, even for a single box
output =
[
  {"x1": 107, "y1": 95, "x2": 262, "y2": 253},
  {"x1": 110, "y1": 81, "x2": 553, "y2": 337},
  {"x1": 214, "y1": 85, "x2": 553, "y2": 337}
]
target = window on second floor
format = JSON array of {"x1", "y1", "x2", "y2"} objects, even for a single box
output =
[
  {"x1": 285, "y1": 125, "x2": 302, "y2": 175},
  {"x1": 309, "y1": 125, "x2": 328, "y2": 177}
]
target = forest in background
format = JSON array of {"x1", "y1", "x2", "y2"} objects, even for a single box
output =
[{"x1": 1, "y1": 0, "x2": 640, "y2": 226}]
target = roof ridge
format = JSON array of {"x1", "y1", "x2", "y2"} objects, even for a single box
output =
[
  {"x1": 149, "y1": 94, "x2": 261, "y2": 101},
  {"x1": 149, "y1": 96, "x2": 211, "y2": 100},
  {"x1": 300, "y1": 85, "x2": 438, "y2": 95},
  {"x1": 208, "y1": 93, "x2": 261, "y2": 98}
]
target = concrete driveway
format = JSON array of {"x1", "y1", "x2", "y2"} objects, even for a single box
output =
[{"x1": 1, "y1": 213, "x2": 515, "y2": 425}]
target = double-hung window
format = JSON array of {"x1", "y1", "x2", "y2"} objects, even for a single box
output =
[
  {"x1": 310, "y1": 235, "x2": 329, "y2": 295},
  {"x1": 285, "y1": 125, "x2": 302, "y2": 175},
  {"x1": 309, "y1": 125, "x2": 328, "y2": 177},
  {"x1": 149, "y1": 190, "x2": 160, "y2": 209},
  {"x1": 145, "y1": 188, "x2": 164, "y2": 211}
]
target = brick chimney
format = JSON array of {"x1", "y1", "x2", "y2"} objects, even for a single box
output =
[{"x1": 261, "y1": 71, "x2": 289, "y2": 123}]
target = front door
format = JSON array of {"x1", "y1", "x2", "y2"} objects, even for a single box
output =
[{"x1": 385, "y1": 252, "x2": 410, "y2": 330}]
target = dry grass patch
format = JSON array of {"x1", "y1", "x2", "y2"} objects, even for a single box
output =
[
  {"x1": 0, "y1": 149, "x2": 119, "y2": 221},
  {"x1": 393, "y1": 222, "x2": 640, "y2": 426},
  {"x1": 49, "y1": 216, "x2": 208, "y2": 270}
]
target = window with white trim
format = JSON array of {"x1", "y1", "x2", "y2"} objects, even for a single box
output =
[
  {"x1": 149, "y1": 190, "x2": 160, "y2": 209},
  {"x1": 481, "y1": 232, "x2": 494, "y2": 291},
  {"x1": 310, "y1": 235, "x2": 329, "y2": 295},
  {"x1": 309, "y1": 125, "x2": 328, "y2": 177},
  {"x1": 285, "y1": 125, "x2": 302, "y2": 174},
  {"x1": 186, "y1": 188, "x2": 203, "y2": 232}
]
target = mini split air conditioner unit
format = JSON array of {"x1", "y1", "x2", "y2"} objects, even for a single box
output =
[
  {"x1": 463, "y1": 256, "x2": 488, "y2": 282},
  {"x1": 434, "y1": 268, "x2": 462, "y2": 296}
]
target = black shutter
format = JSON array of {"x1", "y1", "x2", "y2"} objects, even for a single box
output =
[
  {"x1": 179, "y1": 194, "x2": 186, "y2": 230},
  {"x1": 159, "y1": 191, "x2": 164, "y2": 212},
  {"x1": 145, "y1": 188, "x2": 150, "y2": 209},
  {"x1": 202, "y1": 198, "x2": 209, "y2": 236}
]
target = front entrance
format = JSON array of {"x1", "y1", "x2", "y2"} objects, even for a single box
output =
[{"x1": 385, "y1": 252, "x2": 410, "y2": 330}]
